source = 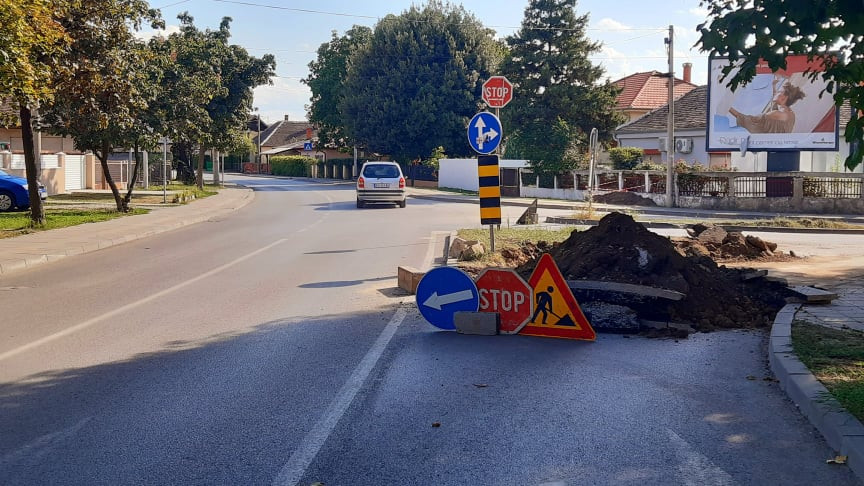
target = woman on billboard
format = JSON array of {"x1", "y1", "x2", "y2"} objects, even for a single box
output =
[{"x1": 728, "y1": 75, "x2": 806, "y2": 133}]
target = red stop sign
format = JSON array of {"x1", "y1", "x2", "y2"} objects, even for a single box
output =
[
  {"x1": 482, "y1": 76, "x2": 513, "y2": 108},
  {"x1": 475, "y1": 268, "x2": 533, "y2": 334}
]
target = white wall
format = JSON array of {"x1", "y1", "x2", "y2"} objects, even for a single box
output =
[
  {"x1": 438, "y1": 158, "x2": 529, "y2": 191},
  {"x1": 617, "y1": 130, "x2": 708, "y2": 166}
]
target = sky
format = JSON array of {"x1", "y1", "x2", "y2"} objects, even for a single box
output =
[{"x1": 142, "y1": 0, "x2": 713, "y2": 125}]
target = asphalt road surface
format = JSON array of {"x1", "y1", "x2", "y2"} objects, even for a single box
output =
[{"x1": 0, "y1": 175, "x2": 858, "y2": 485}]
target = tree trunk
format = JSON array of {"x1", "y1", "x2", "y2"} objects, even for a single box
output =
[
  {"x1": 98, "y1": 140, "x2": 127, "y2": 212},
  {"x1": 123, "y1": 140, "x2": 143, "y2": 208},
  {"x1": 197, "y1": 143, "x2": 206, "y2": 190},
  {"x1": 18, "y1": 105, "x2": 45, "y2": 226}
]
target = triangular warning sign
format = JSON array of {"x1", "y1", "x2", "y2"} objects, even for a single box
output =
[{"x1": 520, "y1": 253, "x2": 595, "y2": 341}]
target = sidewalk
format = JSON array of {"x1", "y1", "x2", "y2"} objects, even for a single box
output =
[{"x1": 0, "y1": 186, "x2": 253, "y2": 276}]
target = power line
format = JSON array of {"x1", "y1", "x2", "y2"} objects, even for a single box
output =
[{"x1": 210, "y1": 0, "x2": 667, "y2": 33}]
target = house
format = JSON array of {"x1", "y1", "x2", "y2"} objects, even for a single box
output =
[
  {"x1": 613, "y1": 64, "x2": 698, "y2": 124},
  {"x1": 253, "y1": 116, "x2": 342, "y2": 163},
  {"x1": 614, "y1": 86, "x2": 858, "y2": 173}
]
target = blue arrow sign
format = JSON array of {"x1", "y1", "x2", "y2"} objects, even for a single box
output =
[
  {"x1": 467, "y1": 112, "x2": 502, "y2": 155},
  {"x1": 416, "y1": 267, "x2": 479, "y2": 330}
]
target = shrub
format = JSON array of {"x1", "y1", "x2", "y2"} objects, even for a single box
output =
[
  {"x1": 608, "y1": 147, "x2": 644, "y2": 170},
  {"x1": 633, "y1": 160, "x2": 666, "y2": 171},
  {"x1": 271, "y1": 156, "x2": 316, "y2": 177}
]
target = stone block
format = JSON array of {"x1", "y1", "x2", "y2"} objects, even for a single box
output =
[
  {"x1": 397, "y1": 266, "x2": 424, "y2": 294},
  {"x1": 454, "y1": 311, "x2": 499, "y2": 336}
]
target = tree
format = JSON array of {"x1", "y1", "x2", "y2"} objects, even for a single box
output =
[
  {"x1": 500, "y1": 0, "x2": 622, "y2": 174},
  {"x1": 155, "y1": 14, "x2": 274, "y2": 189},
  {"x1": 697, "y1": 0, "x2": 864, "y2": 171},
  {"x1": 340, "y1": 1, "x2": 501, "y2": 163},
  {"x1": 303, "y1": 26, "x2": 372, "y2": 147},
  {"x1": 41, "y1": 0, "x2": 163, "y2": 212},
  {"x1": 0, "y1": 0, "x2": 71, "y2": 225}
]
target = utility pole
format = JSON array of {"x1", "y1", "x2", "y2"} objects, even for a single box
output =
[
  {"x1": 665, "y1": 25, "x2": 675, "y2": 208},
  {"x1": 255, "y1": 107, "x2": 261, "y2": 174}
]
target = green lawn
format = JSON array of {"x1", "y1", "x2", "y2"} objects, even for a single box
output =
[
  {"x1": 792, "y1": 321, "x2": 864, "y2": 421},
  {"x1": 0, "y1": 208, "x2": 149, "y2": 238}
]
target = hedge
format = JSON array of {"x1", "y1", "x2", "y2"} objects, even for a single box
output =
[{"x1": 271, "y1": 155, "x2": 316, "y2": 177}]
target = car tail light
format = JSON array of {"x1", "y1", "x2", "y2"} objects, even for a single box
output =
[
  {"x1": 399, "y1": 177, "x2": 405, "y2": 189},
  {"x1": 358, "y1": 177, "x2": 365, "y2": 189}
]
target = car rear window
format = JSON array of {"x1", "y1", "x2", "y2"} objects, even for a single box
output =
[{"x1": 363, "y1": 165, "x2": 400, "y2": 178}]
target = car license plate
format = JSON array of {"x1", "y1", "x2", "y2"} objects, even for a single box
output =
[{"x1": 374, "y1": 183, "x2": 389, "y2": 188}]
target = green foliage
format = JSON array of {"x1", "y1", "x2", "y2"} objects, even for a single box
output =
[
  {"x1": 697, "y1": 0, "x2": 864, "y2": 171},
  {"x1": 341, "y1": 1, "x2": 502, "y2": 163},
  {"x1": 422, "y1": 146, "x2": 447, "y2": 170},
  {"x1": 608, "y1": 147, "x2": 644, "y2": 170},
  {"x1": 507, "y1": 117, "x2": 585, "y2": 174},
  {"x1": 303, "y1": 26, "x2": 372, "y2": 146},
  {"x1": 271, "y1": 155, "x2": 316, "y2": 177},
  {"x1": 501, "y1": 0, "x2": 623, "y2": 172},
  {"x1": 633, "y1": 160, "x2": 666, "y2": 171}
]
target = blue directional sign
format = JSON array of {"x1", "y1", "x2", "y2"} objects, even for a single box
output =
[
  {"x1": 416, "y1": 267, "x2": 480, "y2": 330},
  {"x1": 467, "y1": 112, "x2": 502, "y2": 155}
]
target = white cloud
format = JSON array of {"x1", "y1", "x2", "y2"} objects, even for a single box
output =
[
  {"x1": 689, "y1": 7, "x2": 709, "y2": 18},
  {"x1": 135, "y1": 24, "x2": 181, "y2": 42},
  {"x1": 594, "y1": 18, "x2": 631, "y2": 32}
]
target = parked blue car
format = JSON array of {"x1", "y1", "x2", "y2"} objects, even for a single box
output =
[{"x1": 0, "y1": 169, "x2": 47, "y2": 212}]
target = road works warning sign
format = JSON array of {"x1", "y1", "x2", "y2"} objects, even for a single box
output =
[{"x1": 520, "y1": 253, "x2": 595, "y2": 341}]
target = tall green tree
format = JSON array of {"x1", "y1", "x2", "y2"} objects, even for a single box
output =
[
  {"x1": 341, "y1": 1, "x2": 501, "y2": 163},
  {"x1": 697, "y1": 0, "x2": 864, "y2": 171},
  {"x1": 0, "y1": 0, "x2": 72, "y2": 225},
  {"x1": 303, "y1": 26, "x2": 372, "y2": 148},
  {"x1": 41, "y1": 0, "x2": 163, "y2": 212},
  {"x1": 501, "y1": 0, "x2": 621, "y2": 174},
  {"x1": 156, "y1": 14, "x2": 274, "y2": 189}
]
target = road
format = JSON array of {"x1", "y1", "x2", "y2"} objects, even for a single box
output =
[{"x1": 0, "y1": 175, "x2": 858, "y2": 485}]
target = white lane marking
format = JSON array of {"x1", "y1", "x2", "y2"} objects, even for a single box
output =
[
  {"x1": 0, "y1": 238, "x2": 289, "y2": 362},
  {"x1": 0, "y1": 416, "x2": 92, "y2": 468},
  {"x1": 272, "y1": 229, "x2": 437, "y2": 485},
  {"x1": 667, "y1": 428, "x2": 736, "y2": 485},
  {"x1": 272, "y1": 305, "x2": 408, "y2": 486}
]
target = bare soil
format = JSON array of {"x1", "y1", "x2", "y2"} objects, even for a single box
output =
[
  {"x1": 592, "y1": 191, "x2": 657, "y2": 206},
  {"x1": 485, "y1": 212, "x2": 798, "y2": 333}
]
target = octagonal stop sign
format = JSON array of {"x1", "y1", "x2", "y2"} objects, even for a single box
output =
[
  {"x1": 475, "y1": 268, "x2": 533, "y2": 334},
  {"x1": 482, "y1": 76, "x2": 513, "y2": 108}
]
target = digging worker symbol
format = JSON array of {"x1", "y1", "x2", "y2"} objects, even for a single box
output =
[
  {"x1": 532, "y1": 286, "x2": 555, "y2": 325},
  {"x1": 530, "y1": 285, "x2": 577, "y2": 327}
]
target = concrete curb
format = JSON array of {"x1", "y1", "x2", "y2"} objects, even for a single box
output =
[
  {"x1": 770, "y1": 304, "x2": 864, "y2": 479},
  {"x1": 0, "y1": 187, "x2": 254, "y2": 276}
]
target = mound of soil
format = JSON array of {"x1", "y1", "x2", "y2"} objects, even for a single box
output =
[
  {"x1": 592, "y1": 191, "x2": 657, "y2": 206},
  {"x1": 672, "y1": 223, "x2": 796, "y2": 263},
  {"x1": 514, "y1": 212, "x2": 793, "y2": 332}
]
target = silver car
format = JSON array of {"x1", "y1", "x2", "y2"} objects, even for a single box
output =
[{"x1": 356, "y1": 161, "x2": 406, "y2": 208}]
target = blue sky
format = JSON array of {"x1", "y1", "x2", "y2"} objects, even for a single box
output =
[{"x1": 144, "y1": 0, "x2": 712, "y2": 124}]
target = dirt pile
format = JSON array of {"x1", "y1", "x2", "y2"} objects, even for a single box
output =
[
  {"x1": 672, "y1": 223, "x2": 796, "y2": 262},
  {"x1": 592, "y1": 191, "x2": 657, "y2": 206},
  {"x1": 514, "y1": 212, "x2": 793, "y2": 332}
]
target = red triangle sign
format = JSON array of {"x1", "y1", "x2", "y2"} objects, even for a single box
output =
[{"x1": 520, "y1": 253, "x2": 595, "y2": 341}]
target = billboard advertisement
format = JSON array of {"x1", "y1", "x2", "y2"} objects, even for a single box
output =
[{"x1": 707, "y1": 55, "x2": 838, "y2": 152}]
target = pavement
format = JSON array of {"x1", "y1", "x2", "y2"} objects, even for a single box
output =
[{"x1": 3, "y1": 178, "x2": 864, "y2": 481}]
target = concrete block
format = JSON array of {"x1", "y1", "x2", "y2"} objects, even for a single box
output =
[
  {"x1": 841, "y1": 435, "x2": 864, "y2": 480},
  {"x1": 786, "y1": 373, "x2": 832, "y2": 423},
  {"x1": 454, "y1": 311, "x2": 499, "y2": 336},
  {"x1": 397, "y1": 266, "x2": 424, "y2": 294},
  {"x1": 791, "y1": 285, "x2": 838, "y2": 304}
]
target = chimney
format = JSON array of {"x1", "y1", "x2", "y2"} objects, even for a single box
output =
[
  {"x1": 683, "y1": 63, "x2": 692, "y2": 84},
  {"x1": 284, "y1": 114, "x2": 290, "y2": 121}
]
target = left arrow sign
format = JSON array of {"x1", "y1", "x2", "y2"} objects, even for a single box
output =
[{"x1": 423, "y1": 289, "x2": 475, "y2": 310}]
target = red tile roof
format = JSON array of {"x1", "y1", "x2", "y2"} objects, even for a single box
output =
[{"x1": 613, "y1": 71, "x2": 698, "y2": 111}]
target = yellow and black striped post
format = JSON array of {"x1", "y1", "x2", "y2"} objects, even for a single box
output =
[{"x1": 478, "y1": 155, "x2": 501, "y2": 225}]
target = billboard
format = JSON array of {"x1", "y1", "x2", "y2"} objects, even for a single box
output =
[{"x1": 707, "y1": 55, "x2": 838, "y2": 152}]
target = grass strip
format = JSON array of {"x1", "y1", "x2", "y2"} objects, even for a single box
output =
[
  {"x1": 0, "y1": 208, "x2": 148, "y2": 238},
  {"x1": 792, "y1": 320, "x2": 864, "y2": 421}
]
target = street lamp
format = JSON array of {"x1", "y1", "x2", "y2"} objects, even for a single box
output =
[{"x1": 254, "y1": 107, "x2": 261, "y2": 173}]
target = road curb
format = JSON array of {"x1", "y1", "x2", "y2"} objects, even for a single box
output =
[
  {"x1": 769, "y1": 303, "x2": 864, "y2": 479},
  {"x1": 0, "y1": 187, "x2": 254, "y2": 276}
]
